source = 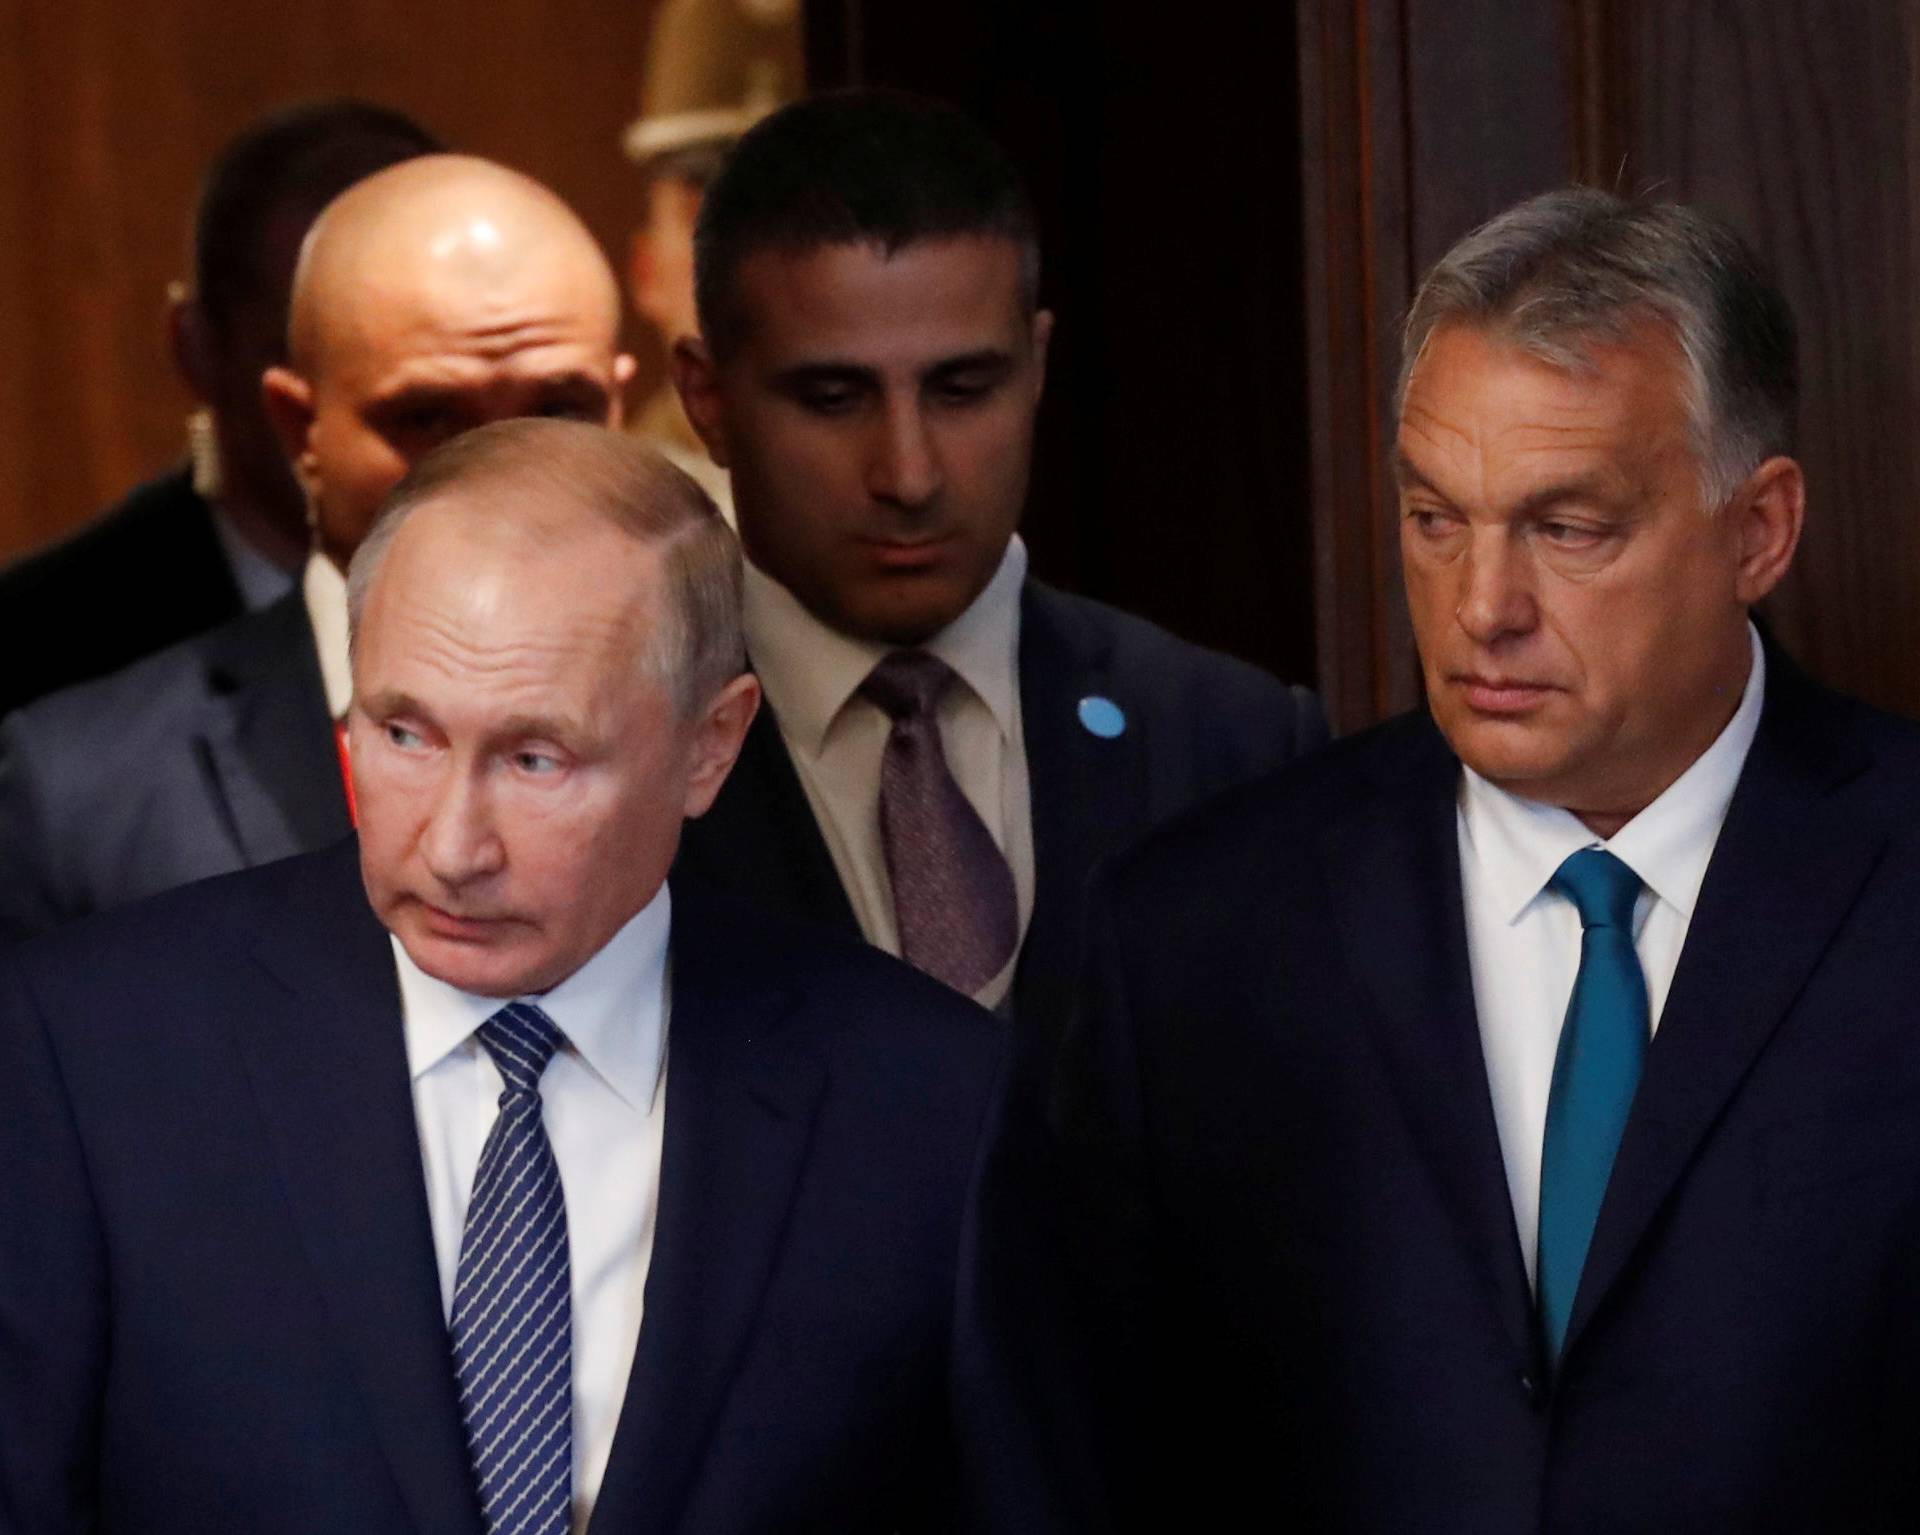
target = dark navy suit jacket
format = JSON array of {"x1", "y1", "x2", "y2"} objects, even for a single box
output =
[
  {"x1": 1001, "y1": 652, "x2": 1920, "y2": 1532},
  {"x1": 0, "y1": 466, "x2": 245, "y2": 720},
  {"x1": 0, "y1": 589, "x2": 348, "y2": 940},
  {"x1": 0, "y1": 839, "x2": 1004, "y2": 1533},
  {"x1": 674, "y1": 579, "x2": 1327, "y2": 1034}
]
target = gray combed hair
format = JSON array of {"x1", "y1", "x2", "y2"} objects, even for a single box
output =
[
  {"x1": 1398, "y1": 187, "x2": 1798, "y2": 508},
  {"x1": 346, "y1": 418, "x2": 744, "y2": 718}
]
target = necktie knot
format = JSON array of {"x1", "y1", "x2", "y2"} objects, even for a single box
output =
[
  {"x1": 475, "y1": 1001, "x2": 564, "y2": 1098},
  {"x1": 1550, "y1": 847, "x2": 1641, "y2": 932},
  {"x1": 860, "y1": 649, "x2": 957, "y2": 722}
]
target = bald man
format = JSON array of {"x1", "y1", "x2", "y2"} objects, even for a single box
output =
[{"x1": 0, "y1": 155, "x2": 633, "y2": 938}]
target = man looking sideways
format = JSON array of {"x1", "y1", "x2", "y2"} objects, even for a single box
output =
[
  {"x1": 0, "y1": 420, "x2": 1004, "y2": 1533},
  {"x1": 1008, "y1": 188, "x2": 1920, "y2": 1531}
]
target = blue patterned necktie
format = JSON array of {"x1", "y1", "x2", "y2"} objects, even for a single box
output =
[
  {"x1": 1536, "y1": 848, "x2": 1650, "y2": 1369},
  {"x1": 450, "y1": 1002, "x2": 573, "y2": 1535}
]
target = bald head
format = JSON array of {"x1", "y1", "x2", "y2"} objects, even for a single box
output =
[
  {"x1": 288, "y1": 155, "x2": 620, "y2": 372},
  {"x1": 263, "y1": 154, "x2": 635, "y2": 568}
]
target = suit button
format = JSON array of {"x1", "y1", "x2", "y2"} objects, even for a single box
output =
[{"x1": 1519, "y1": 1372, "x2": 1543, "y2": 1409}]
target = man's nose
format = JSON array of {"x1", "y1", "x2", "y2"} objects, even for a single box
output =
[
  {"x1": 867, "y1": 398, "x2": 942, "y2": 509},
  {"x1": 420, "y1": 770, "x2": 505, "y2": 888},
  {"x1": 1455, "y1": 529, "x2": 1539, "y2": 645}
]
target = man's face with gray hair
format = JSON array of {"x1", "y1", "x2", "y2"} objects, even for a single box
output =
[{"x1": 1395, "y1": 320, "x2": 1801, "y2": 835}]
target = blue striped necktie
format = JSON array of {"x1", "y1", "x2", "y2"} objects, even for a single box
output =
[
  {"x1": 450, "y1": 1001, "x2": 573, "y2": 1535},
  {"x1": 1537, "y1": 848, "x2": 1649, "y2": 1369}
]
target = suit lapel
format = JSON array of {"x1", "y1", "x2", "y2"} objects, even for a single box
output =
[
  {"x1": 1015, "y1": 584, "x2": 1145, "y2": 1027},
  {"x1": 1563, "y1": 662, "x2": 1887, "y2": 1357},
  {"x1": 1320, "y1": 715, "x2": 1538, "y2": 1360},
  {"x1": 674, "y1": 705, "x2": 860, "y2": 938},
  {"x1": 590, "y1": 898, "x2": 828, "y2": 1534},
  {"x1": 232, "y1": 840, "x2": 484, "y2": 1535},
  {"x1": 195, "y1": 592, "x2": 350, "y2": 866}
]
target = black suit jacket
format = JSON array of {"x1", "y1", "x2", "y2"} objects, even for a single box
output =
[
  {"x1": 674, "y1": 580, "x2": 1327, "y2": 1031},
  {"x1": 0, "y1": 588, "x2": 347, "y2": 939},
  {"x1": 0, "y1": 839, "x2": 1004, "y2": 1533},
  {"x1": 1006, "y1": 654, "x2": 1920, "y2": 1532},
  {"x1": 0, "y1": 466, "x2": 245, "y2": 719}
]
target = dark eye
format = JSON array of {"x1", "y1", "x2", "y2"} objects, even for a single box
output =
[
  {"x1": 795, "y1": 381, "x2": 859, "y2": 415},
  {"x1": 385, "y1": 721, "x2": 426, "y2": 750},
  {"x1": 931, "y1": 370, "x2": 1001, "y2": 406},
  {"x1": 533, "y1": 390, "x2": 606, "y2": 423}
]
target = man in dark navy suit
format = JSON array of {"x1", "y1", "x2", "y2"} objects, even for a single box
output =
[
  {"x1": 0, "y1": 420, "x2": 1002, "y2": 1533},
  {"x1": 669, "y1": 91, "x2": 1325, "y2": 1028},
  {"x1": 999, "y1": 190, "x2": 1920, "y2": 1531}
]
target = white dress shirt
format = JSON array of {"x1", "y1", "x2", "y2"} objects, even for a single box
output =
[
  {"x1": 1459, "y1": 624, "x2": 1765, "y2": 1286},
  {"x1": 395, "y1": 887, "x2": 671, "y2": 1534},
  {"x1": 741, "y1": 535, "x2": 1035, "y2": 1007},
  {"x1": 304, "y1": 551, "x2": 354, "y2": 720}
]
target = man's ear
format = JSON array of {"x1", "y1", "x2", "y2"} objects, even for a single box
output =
[
  {"x1": 1730, "y1": 455, "x2": 1805, "y2": 606},
  {"x1": 671, "y1": 336, "x2": 729, "y2": 468},
  {"x1": 1029, "y1": 307, "x2": 1055, "y2": 407},
  {"x1": 608, "y1": 353, "x2": 638, "y2": 431},
  {"x1": 168, "y1": 286, "x2": 214, "y2": 404},
  {"x1": 260, "y1": 365, "x2": 319, "y2": 503},
  {"x1": 682, "y1": 672, "x2": 761, "y2": 819}
]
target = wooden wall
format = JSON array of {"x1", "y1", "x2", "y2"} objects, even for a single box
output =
[
  {"x1": 0, "y1": 0, "x2": 663, "y2": 562},
  {"x1": 1302, "y1": 0, "x2": 1920, "y2": 728}
]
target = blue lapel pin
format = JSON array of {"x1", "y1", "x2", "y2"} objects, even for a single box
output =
[{"x1": 1077, "y1": 695, "x2": 1126, "y2": 739}]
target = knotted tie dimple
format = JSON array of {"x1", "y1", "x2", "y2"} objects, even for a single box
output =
[
  {"x1": 450, "y1": 1002, "x2": 572, "y2": 1535},
  {"x1": 861, "y1": 650, "x2": 1019, "y2": 996},
  {"x1": 1537, "y1": 848, "x2": 1649, "y2": 1369}
]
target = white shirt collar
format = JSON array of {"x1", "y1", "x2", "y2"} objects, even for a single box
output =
[
  {"x1": 741, "y1": 534, "x2": 1028, "y2": 759},
  {"x1": 393, "y1": 882, "x2": 672, "y2": 1113},
  {"x1": 1459, "y1": 623, "x2": 1767, "y2": 923},
  {"x1": 303, "y1": 551, "x2": 354, "y2": 720}
]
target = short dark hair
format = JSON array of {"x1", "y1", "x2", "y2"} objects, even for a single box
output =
[
  {"x1": 1400, "y1": 187, "x2": 1798, "y2": 506},
  {"x1": 193, "y1": 98, "x2": 443, "y2": 345},
  {"x1": 693, "y1": 88, "x2": 1040, "y2": 358}
]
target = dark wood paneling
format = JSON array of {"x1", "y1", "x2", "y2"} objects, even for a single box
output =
[
  {"x1": 1605, "y1": 1, "x2": 1920, "y2": 716},
  {"x1": 1, "y1": 0, "x2": 660, "y2": 563}
]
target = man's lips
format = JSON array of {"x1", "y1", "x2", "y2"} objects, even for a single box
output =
[
  {"x1": 416, "y1": 902, "x2": 515, "y2": 941},
  {"x1": 1452, "y1": 675, "x2": 1557, "y2": 714},
  {"x1": 858, "y1": 535, "x2": 956, "y2": 571}
]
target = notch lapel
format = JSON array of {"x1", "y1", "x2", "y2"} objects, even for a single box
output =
[
  {"x1": 1015, "y1": 585, "x2": 1145, "y2": 1028},
  {"x1": 1562, "y1": 665, "x2": 1887, "y2": 1359},
  {"x1": 231, "y1": 840, "x2": 484, "y2": 1535},
  {"x1": 589, "y1": 899, "x2": 828, "y2": 1534},
  {"x1": 1319, "y1": 715, "x2": 1538, "y2": 1360},
  {"x1": 196, "y1": 594, "x2": 350, "y2": 867},
  {"x1": 674, "y1": 705, "x2": 860, "y2": 938}
]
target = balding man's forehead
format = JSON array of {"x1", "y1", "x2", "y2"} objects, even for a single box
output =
[{"x1": 288, "y1": 154, "x2": 617, "y2": 372}]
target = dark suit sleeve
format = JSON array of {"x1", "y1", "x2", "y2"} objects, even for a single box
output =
[
  {"x1": 958, "y1": 868, "x2": 1163, "y2": 1534},
  {"x1": 0, "y1": 958, "x2": 107, "y2": 1531},
  {"x1": 1290, "y1": 684, "x2": 1331, "y2": 755},
  {"x1": 0, "y1": 716, "x2": 69, "y2": 941}
]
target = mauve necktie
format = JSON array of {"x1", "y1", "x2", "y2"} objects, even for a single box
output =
[
  {"x1": 1536, "y1": 848, "x2": 1649, "y2": 1369},
  {"x1": 861, "y1": 649, "x2": 1019, "y2": 996},
  {"x1": 450, "y1": 1001, "x2": 573, "y2": 1535}
]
